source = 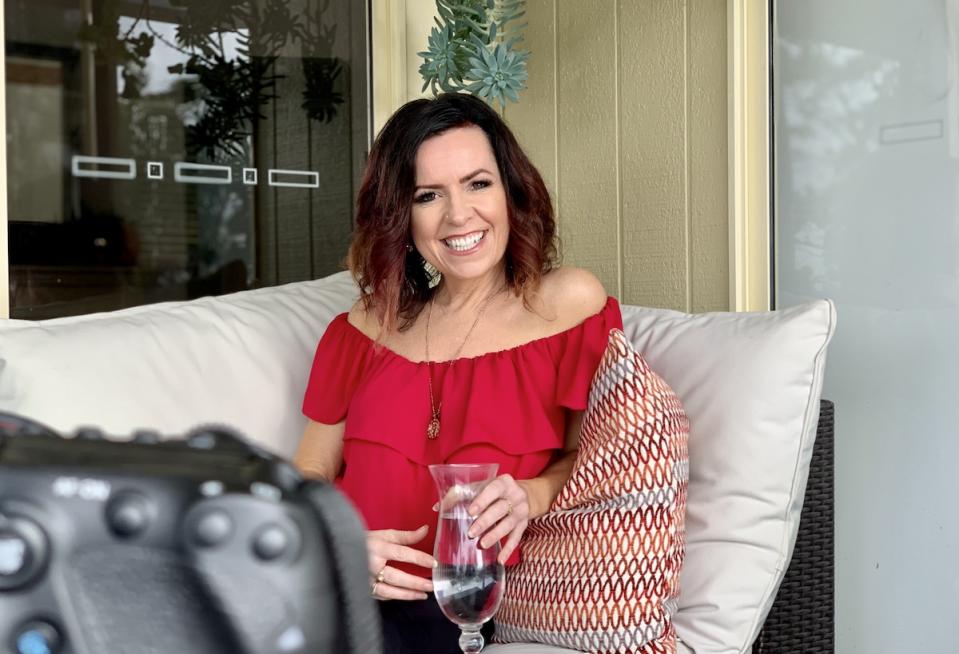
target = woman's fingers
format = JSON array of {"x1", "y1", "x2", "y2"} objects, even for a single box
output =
[
  {"x1": 498, "y1": 522, "x2": 527, "y2": 564},
  {"x1": 368, "y1": 525, "x2": 436, "y2": 568},
  {"x1": 381, "y1": 543, "x2": 437, "y2": 570},
  {"x1": 466, "y1": 475, "x2": 529, "y2": 543},
  {"x1": 366, "y1": 526, "x2": 438, "y2": 601},
  {"x1": 379, "y1": 565, "x2": 434, "y2": 594},
  {"x1": 373, "y1": 581, "x2": 429, "y2": 601},
  {"x1": 379, "y1": 524, "x2": 429, "y2": 545},
  {"x1": 478, "y1": 507, "x2": 522, "y2": 549},
  {"x1": 370, "y1": 560, "x2": 434, "y2": 602},
  {"x1": 467, "y1": 476, "x2": 510, "y2": 518}
]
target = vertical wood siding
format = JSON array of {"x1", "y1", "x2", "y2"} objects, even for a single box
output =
[{"x1": 503, "y1": 0, "x2": 729, "y2": 311}]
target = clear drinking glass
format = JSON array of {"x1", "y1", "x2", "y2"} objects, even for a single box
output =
[{"x1": 428, "y1": 463, "x2": 505, "y2": 654}]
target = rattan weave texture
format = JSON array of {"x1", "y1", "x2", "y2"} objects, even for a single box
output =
[{"x1": 752, "y1": 400, "x2": 835, "y2": 654}]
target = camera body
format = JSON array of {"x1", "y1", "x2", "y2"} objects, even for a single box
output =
[{"x1": 0, "y1": 414, "x2": 380, "y2": 654}]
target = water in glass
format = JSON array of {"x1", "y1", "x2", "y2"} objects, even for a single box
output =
[{"x1": 429, "y1": 463, "x2": 505, "y2": 653}]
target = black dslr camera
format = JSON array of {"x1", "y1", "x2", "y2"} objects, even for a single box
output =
[{"x1": 0, "y1": 413, "x2": 381, "y2": 654}]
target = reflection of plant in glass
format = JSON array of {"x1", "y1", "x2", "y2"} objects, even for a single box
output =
[
  {"x1": 78, "y1": 0, "x2": 156, "y2": 100},
  {"x1": 79, "y1": 0, "x2": 346, "y2": 160},
  {"x1": 301, "y1": 0, "x2": 345, "y2": 124},
  {"x1": 418, "y1": 0, "x2": 529, "y2": 108},
  {"x1": 302, "y1": 58, "x2": 344, "y2": 123}
]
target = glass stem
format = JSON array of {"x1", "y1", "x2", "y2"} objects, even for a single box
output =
[{"x1": 458, "y1": 624, "x2": 484, "y2": 653}]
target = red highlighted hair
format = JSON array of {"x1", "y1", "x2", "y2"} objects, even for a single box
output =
[{"x1": 349, "y1": 92, "x2": 558, "y2": 335}]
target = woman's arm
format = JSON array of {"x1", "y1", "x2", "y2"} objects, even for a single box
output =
[
  {"x1": 293, "y1": 419, "x2": 345, "y2": 482},
  {"x1": 465, "y1": 409, "x2": 584, "y2": 563},
  {"x1": 293, "y1": 418, "x2": 436, "y2": 600},
  {"x1": 517, "y1": 408, "x2": 583, "y2": 518}
]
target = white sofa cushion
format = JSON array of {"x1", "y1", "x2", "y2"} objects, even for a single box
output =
[
  {"x1": 621, "y1": 300, "x2": 835, "y2": 654},
  {"x1": 0, "y1": 271, "x2": 359, "y2": 457}
]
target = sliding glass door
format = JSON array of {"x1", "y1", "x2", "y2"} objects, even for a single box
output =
[
  {"x1": 773, "y1": 1, "x2": 959, "y2": 651},
  {"x1": 5, "y1": 0, "x2": 369, "y2": 318}
]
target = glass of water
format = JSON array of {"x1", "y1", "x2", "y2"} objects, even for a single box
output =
[{"x1": 428, "y1": 463, "x2": 505, "y2": 654}]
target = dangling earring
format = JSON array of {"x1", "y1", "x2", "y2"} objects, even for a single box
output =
[{"x1": 423, "y1": 259, "x2": 441, "y2": 289}]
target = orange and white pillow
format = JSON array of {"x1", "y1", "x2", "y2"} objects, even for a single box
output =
[{"x1": 494, "y1": 328, "x2": 689, "y2": 653}]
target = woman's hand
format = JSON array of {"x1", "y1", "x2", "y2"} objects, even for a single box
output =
[
  {"x1": 367, "y1": 525, "x2": 437, "y2": 601},
  {"x1": 464, "y1": 474, "x2": 531, "y2": 564}
]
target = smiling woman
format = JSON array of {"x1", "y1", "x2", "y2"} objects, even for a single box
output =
[
  {"x1": 293, "y1": 92, "x2": 620, "y2": 654},
  {"x1": 348, "y1": 93, "x2": 559, "y2": 335},
  {"x1": 410, "y1": 127, "x2": 511, "y2": 292}
]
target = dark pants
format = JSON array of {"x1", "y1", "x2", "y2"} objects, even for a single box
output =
[{"x1": 378, "y1": 594, "x2": 495, "y2": 654}]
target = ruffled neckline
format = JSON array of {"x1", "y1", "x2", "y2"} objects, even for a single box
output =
[{"x1": 335, "y1": 296, "x2": 619, "y2": 366}]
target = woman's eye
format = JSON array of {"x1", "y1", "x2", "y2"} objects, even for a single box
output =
[
  {"x1": 472, "y1": 179, "x2": 492, "y2": 190},
  {"x1": 414, "y1": 192, "x2": 436, "y2": 204}
]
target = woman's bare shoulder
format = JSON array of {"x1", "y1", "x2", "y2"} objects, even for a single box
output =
[
  {"x1": 347, "y1": 299, "x2": 381, "y2": 341},
  {"x1": 538, "y1": 266, "x2": 608, "y2": 327}
]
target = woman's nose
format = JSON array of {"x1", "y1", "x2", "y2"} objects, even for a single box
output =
[{"x1": 445, "y1": 190, "x2": 472, "y2": 225}]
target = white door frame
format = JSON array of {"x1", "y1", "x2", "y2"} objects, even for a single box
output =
[{"x1": 728, "y1": 0, "x2": 771, "y2": 311}]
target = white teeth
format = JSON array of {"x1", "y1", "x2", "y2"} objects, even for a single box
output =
[{"x1": 444, "y1": 232, "x2": 484, "y2": 251}]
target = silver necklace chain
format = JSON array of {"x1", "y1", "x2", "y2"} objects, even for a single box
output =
[{"x1": 423, "y1": 286, "x2": 503, "y2": 439}]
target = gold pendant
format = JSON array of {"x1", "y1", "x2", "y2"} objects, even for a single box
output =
[{"x1": 427, "y1": 415, "x2": 441, "y2": 440}]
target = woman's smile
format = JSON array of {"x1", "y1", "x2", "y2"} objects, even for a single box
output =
[{"x1": 442, "y1": 230, "x2": 487, "y2": 254}]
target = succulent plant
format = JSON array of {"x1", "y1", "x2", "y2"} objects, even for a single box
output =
[{"x1": 418, "y1": 0, "x2": 529, "y2": 108}]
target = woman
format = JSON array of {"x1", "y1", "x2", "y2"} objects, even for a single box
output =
[{"x1": 294, "y1": 92, "x2": 622, "y2": 653}]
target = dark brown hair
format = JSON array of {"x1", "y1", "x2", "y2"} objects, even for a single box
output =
[{"x1": 348, "y1": 92, "x2": 558, "y2": 335}]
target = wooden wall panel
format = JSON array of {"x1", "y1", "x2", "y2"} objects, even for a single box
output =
[
  {"x1": 400, "y1": 0, "x2": 730, "y2": 311},
  {"x1": 619, "y1": 0, "x2": 687, "y2": 309},
  {"x1": 503, "y1": 0, "x2": 558, "y2": 216},
  {"x1": 688, "y1": 0, "x2": 729, "y2": 312},
  {"x1": 555, "y1": 0, "x2": 620, "y2": 296}
]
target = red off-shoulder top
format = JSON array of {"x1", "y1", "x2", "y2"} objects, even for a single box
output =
[{"x1": 302, "y1": 296, "x2": 622, "y2": 578}]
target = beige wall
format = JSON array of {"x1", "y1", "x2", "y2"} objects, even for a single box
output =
[
  {"x1": 386, "y1": 0, "x2": 730, "y2": 311},
  {"x1": 507, "y1": 0, "x2": 728, "y2": 311}
]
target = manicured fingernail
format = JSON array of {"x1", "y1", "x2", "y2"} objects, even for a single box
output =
[
  {"x1": 419, "y1": 593, "x2": 428, "y2": 599},
  {"x1": 432, "y1": 503, "x2": 439, "y2": 512},
  {"x1": 432, "y1": 559, "x2": 439, "y2": 568}
]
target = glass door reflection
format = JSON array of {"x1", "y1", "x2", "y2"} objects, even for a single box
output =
[{"x1": 5, "y1": 0, "x2": 369, "y2": 318}]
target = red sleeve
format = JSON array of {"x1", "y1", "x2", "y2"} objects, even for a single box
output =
[
  {"x1": 301, "y1": 314, "x2": 374, "y2": 424},
  {"x1": 552, "y1": 296, "x2": 624, "y2": 410}
]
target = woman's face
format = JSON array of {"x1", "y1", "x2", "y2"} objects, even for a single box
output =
[{"x1": 410, "y1": 125, "x2": 510, "y2": 286}]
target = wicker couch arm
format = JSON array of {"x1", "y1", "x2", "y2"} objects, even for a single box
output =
[{"x1": 752, "y1": 400, "x2": 835, "y2": 653}]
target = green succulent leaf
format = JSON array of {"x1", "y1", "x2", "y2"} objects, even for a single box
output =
[{"x1": 418, "y1": 0, "x2": 529, "y2": 106}]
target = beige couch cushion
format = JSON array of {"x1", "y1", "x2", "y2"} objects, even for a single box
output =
[{"x1": 0, "y1": 271, "x2": 358, "y2": 456}]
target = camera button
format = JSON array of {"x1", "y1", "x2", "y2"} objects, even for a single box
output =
[
  {"x1": 0, "y1": 516, "x2": 48, "y2": 591},
  {"x1": 132, "y1": 430, "x2": 162, "y2": 444},
  {"x1": 74, "y1": 427, "x2": 104, "y2": 441},
  {"x1": 13, "y1": 619, "x2": 62, "y2": 654},
  {"x1": 193, "y1": 510, "x2": 233, "y2": 547},
  {"x1": 105, "y1": 493, "x2": 151, "y2": 538},
  {"x1": 251, "y1": 525, "x2": 290, "y2": 561},
  {"x1": 0, "y1": 532, "x2": 29, "y2": 579}
]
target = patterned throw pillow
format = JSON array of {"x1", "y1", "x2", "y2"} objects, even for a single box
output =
[{"x1": 494, "y1": 329, "x2": 689, "y2": 653}]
